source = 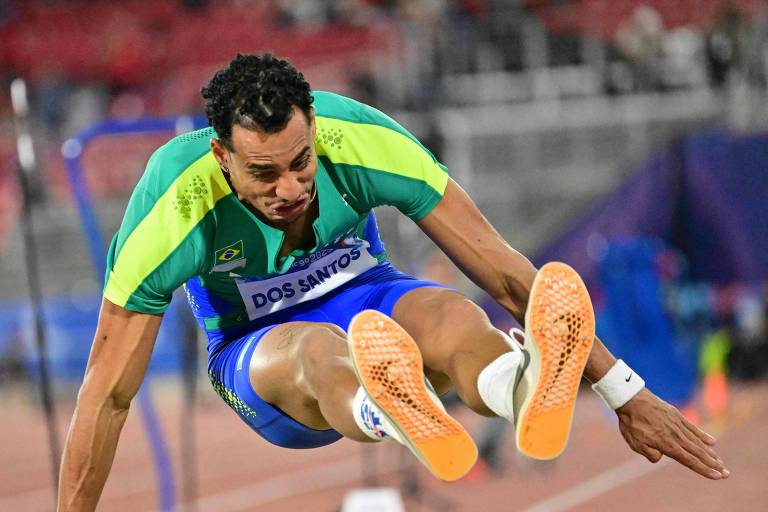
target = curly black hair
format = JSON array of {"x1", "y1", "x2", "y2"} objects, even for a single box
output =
[{"x1": 201, "y1": 53, "x2": 313, "y2": 150}]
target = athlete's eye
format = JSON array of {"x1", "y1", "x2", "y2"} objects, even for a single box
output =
[
  {"x1": 293, "y1": 154, "x2": 311, "y2": 170},
  {"x1": 249, "y1": 171, "x2": 275, "y2": 181}
]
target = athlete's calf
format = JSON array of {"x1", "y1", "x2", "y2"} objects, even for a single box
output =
[{"x1": 391, "y1": 287, "x2": 515, "y2": 416}]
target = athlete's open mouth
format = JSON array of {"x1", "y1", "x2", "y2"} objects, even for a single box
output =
[{"x1": 270, "y1": 196, "x2": 308, "y2": 217}]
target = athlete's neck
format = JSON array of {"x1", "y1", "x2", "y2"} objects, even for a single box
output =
[{"x1": 276, "y1": 196, "x2": 319, "y2": 258}]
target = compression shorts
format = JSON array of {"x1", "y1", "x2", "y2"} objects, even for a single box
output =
[{"x1": 207, "y1": 262, "x2": 446, "y2": 449}]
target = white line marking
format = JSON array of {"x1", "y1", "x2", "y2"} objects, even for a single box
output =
[
  {"x1": 191, "y1": 455, "x2": 381, "y2": 512},
  {"x1": 0, "y1": 452, "x2": 378, "y2": 512},
  {"x1": 0, "y1": 456, "x2": 186, "y2": 512},
  {"x1": 521, "y1": 457, "x2": 671, "y2": 512}
]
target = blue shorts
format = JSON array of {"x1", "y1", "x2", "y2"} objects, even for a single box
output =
[{"x1": 207, "y1": 262, "x2": 444, "y2": 449}]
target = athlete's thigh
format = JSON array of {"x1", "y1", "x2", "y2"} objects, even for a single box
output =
[
  {"x1": 248, "y1": 320, "x2": 347, "y2": 424},
  {"x1": 209, "y1": 321, "x2": 345, "y2": 448},
  {"x1": 391, "y1": 286, "x2": 497, "y2": 382}
]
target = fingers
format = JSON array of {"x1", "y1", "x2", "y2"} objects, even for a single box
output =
[
  {"x1": 617, "y1": 392, "x2": 730, "y2": 480},
  {"x1": 659, "y1": 422, "x2": 730, "y2": 480},
  {"x1": 670, "y1": 408, "x2": 729, "y2": 477},
  {"x1": 675, "y1": 425, "x2": 729, "y2": 477},
  {"x1": 640, "y1": 435, "x2": 724, "y2": 479},
  {"x1": 677, "y1": 422, "x2": 723, "y2": 463},
  {"x1": 666, "y1": 444, "x2": 726, "y2": 480},
  {"x1": 641, "y1": 445, "x2": 662, "y2": 463},
  {"x1": 680, "y1": 414, "x2": 717, "y2": 446}
]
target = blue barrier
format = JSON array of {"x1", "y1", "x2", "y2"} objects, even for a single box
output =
[
  {"x1": 1, "y1": 294, "x2": 189, "y2": 380},
  {"x1": 597, "y1": 239, "x2": 697, "y2": 405},
  {"x1": 60, "y1": 116, "x2": 206, "y2": 512}
]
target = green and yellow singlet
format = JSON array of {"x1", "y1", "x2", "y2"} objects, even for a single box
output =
[{"x1": 103, "y1": 91, "x2": 449, "y2": 355}]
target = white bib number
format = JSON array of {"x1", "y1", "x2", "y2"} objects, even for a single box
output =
[{"x1": 235, "y1": 244, "x2": 378, "y2": 320}]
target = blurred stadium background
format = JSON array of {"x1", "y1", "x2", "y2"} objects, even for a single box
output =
[{"x1": 1, "y1": 1, "x2": 767, "y2": 511}]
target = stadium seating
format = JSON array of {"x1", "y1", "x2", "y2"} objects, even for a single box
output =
[
  {"x1": 528, "y1": 0, "x2": 755, "y2": 40},
  {"x1": 0, "y1": 0, "x2": 391, "y2": 88}
]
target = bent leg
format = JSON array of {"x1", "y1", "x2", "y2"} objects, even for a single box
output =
[
  {"x1": 248, "y1": 321, "x2": 372, "y2": 442},
  {"x1": 392, "y1": 287, "x2": 513, "y2": 416},
  {"x1": 392, "y1": 262, "x2": 597, "y2": 460}
]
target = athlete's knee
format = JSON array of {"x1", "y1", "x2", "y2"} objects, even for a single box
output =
[
  {"x1": 433, "y1": 295, "x2": 489, "y2": 330},
  {"x1": 297, "y1": 323, "x2": 346, "y2": 362},
  {"x1": 422, "y1": 294, "x2": 495, "y2": 361},
  {"x1": 296, "y1": 323, "x2": 349, "y2": 390}
]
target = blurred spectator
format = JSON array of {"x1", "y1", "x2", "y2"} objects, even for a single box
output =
[
  {"x1": 615, "y1": 5, "x2": 665, "y2": 91},
  {"x1": 325, "y1": 0, "x2": 375, "y2": 26},
  {"x1": 275, "y1": 0, "x2": 328, "y2": 27},
  {"x1": 392, "y1": 0, "x2": 447, "y2": 107},
  {"x1": 60, "y1": 84, "x2": 109, "y2": 140},
  {"x1": 662, "y1": 27, "x2": 705, "y2": 90},
  {"x1": 108, "y1": 90, "x2": 146, "y2": 119},
  {"x1": 102, "y1": 10, "x2": 153, "y2": 89},
  {"x1": 729, "y1": 285, "x2": 768, "y2": 380},
  {"x1": 706, "y1": 1, "x2": 749, "y2": 88},
  {"x1": 35, "y1": 67, "x2": 72, "y2": 138}
]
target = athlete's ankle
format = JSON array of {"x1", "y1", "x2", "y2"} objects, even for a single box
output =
[
  {"x1": 352, "y1": 386, "x2": 404, "y2": 444},
  {"x1": 476, "y1": 331, "x2": 525, "y2": 422}
]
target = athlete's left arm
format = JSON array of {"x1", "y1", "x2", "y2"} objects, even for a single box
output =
[{"x1": 417, "y1": 177, "x2": 729, "y2": 479}]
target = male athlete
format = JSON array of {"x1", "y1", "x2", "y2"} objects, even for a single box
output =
[{"x1": 58, "y1": 54, "x2": 728, "y2": 510}]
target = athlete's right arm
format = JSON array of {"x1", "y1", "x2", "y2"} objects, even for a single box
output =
[{"x1": 58, "y1": 297, "x2": 163, "y2": 512}]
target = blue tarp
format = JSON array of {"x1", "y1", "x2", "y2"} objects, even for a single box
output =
[
  {"x1": 0, "y1": 294, "x2": 191, "y2": 380},
  {"x1": 536, "y1": 129, "x2": 768, "y2": 287},
  {"x1": 535, "y1": 130, "x2": 768, "y2": 404},
  {"x1": 597, "y1": 239, "x2": 698, "y2": 404}
]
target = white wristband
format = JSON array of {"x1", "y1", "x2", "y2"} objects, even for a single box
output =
[{"x1": 591, "y1": 359, "x2": 645, "y2": 410}]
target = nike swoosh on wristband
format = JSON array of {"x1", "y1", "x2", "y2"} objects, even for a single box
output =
[{"x1": 625, "y1": 373, "x2": 633, "y2": 382}]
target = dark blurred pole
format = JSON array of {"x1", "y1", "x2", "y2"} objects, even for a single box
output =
[
  {"x1": 179, "y1": 300, "x2": 199, "y2": 512},
  {"x1": 10, "y1": 77, "x2": 61, "y2": 500},
  {"x1": 398, "y1": 446, "x2": 456, "y2": 511},
  {"x1": 181, "y1": 0, "x2": 208, "y2": 11}
]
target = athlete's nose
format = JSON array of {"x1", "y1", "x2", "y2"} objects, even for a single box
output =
[{"x1": 274, "y1": 174, "x2": 304, "y2": 203}]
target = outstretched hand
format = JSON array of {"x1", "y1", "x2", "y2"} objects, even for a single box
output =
[{"x1": 616, "y1": 388, "x2": 730, "y2": 480}]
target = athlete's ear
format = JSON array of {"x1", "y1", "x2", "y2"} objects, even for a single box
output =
[{"x1": 210, "y1": 137, "x2": 229, "y2": 172}]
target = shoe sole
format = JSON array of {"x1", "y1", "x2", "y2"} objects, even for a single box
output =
[
  {"x1": 514, "y1": 262, "x2": 595, "y2": 460},
  {"x1": 347, "y1": 310, "x2": 478, "y2": 481}
]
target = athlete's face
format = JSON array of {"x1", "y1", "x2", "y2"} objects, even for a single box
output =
[{"x1": 212, "y1": 106, "x2": 317, "y2": 227}]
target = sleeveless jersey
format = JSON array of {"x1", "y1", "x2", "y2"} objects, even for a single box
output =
[{"x1": 103, "y1": 91, "x2": 449, "y2": 355}]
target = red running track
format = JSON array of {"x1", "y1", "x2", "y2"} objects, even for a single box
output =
[{"x1": 1, "y1": 381, "x2": 765, "y2": 511}]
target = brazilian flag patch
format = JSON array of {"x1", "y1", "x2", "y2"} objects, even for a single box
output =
[{"x1": 215, "y1": 240, "x2": 244, "y2": 262}]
